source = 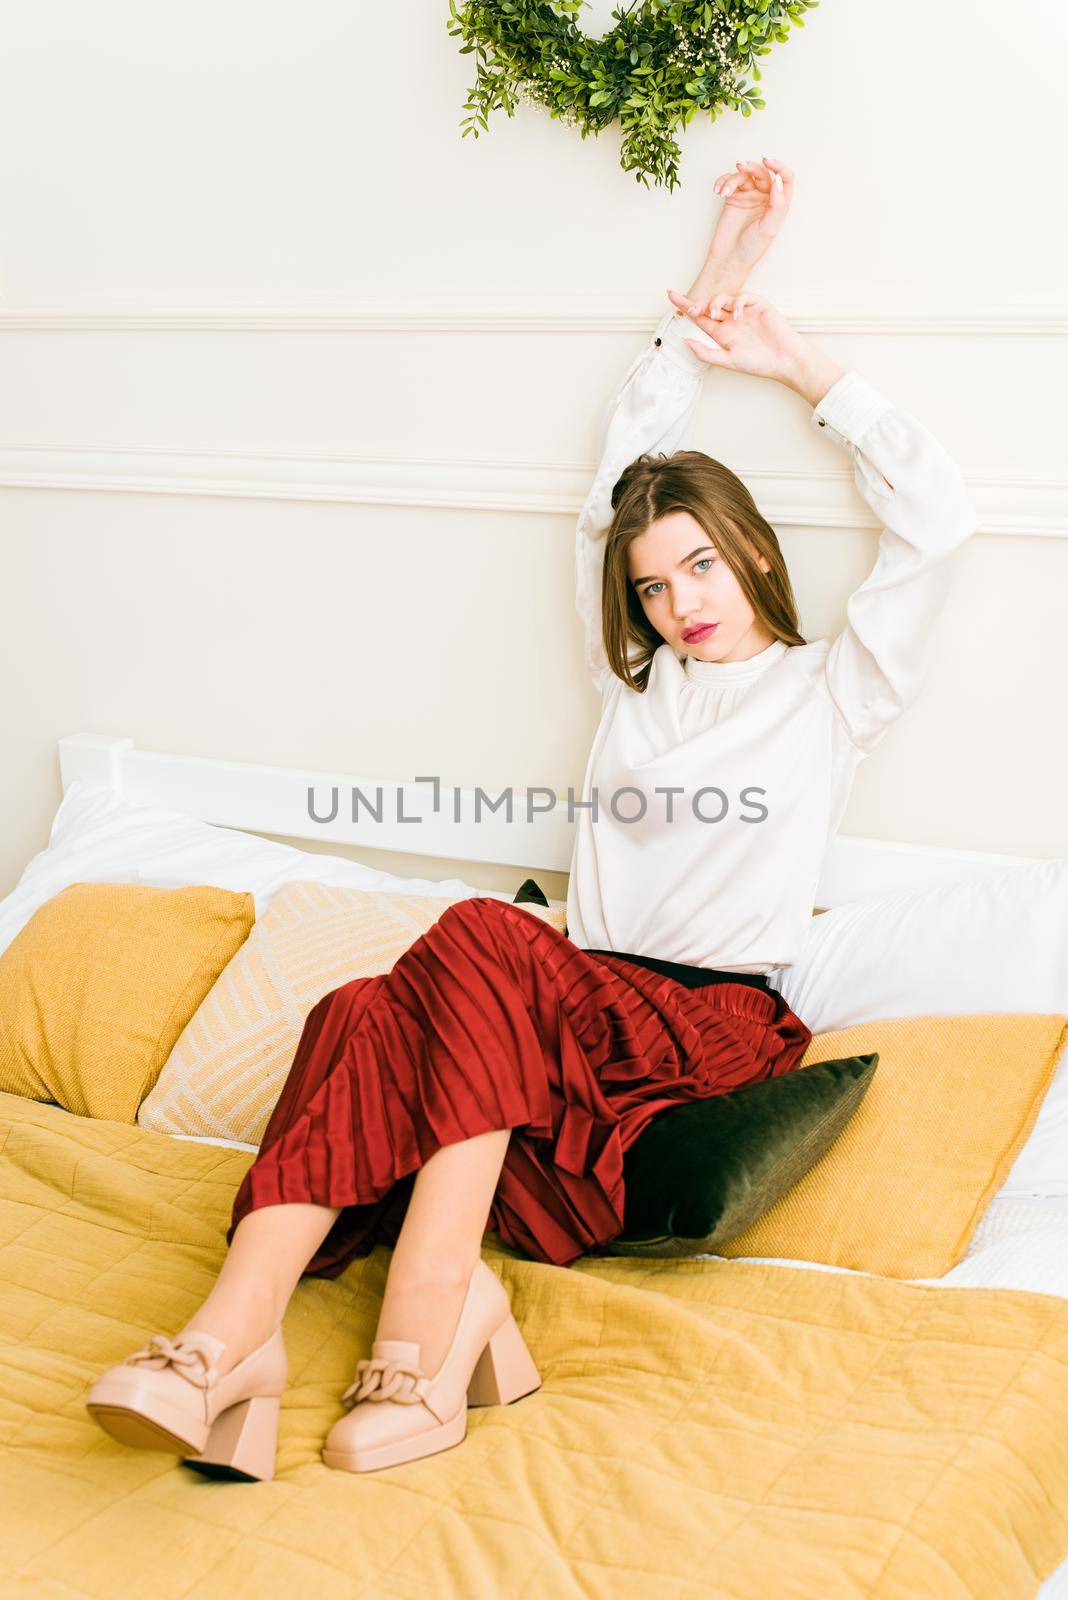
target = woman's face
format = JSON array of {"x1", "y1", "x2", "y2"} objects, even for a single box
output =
[{"x1": 627, "y1": 510, "x2": 774, "y2": 664}]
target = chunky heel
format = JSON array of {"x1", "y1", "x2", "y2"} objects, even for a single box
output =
[
  {"x1": 466, "y1": 1315, "x2": 541, "y2": 1408},
  {"x1": 183, "y1": 1393, "x2": 281, "y2": 1482}
]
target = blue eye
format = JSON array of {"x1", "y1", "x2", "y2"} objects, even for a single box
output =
[{"x1": 641, "y1": 557, "x2": 715, "y2": 599}]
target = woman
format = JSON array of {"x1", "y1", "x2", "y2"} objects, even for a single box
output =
[{"x1": 85, "y1": 156, "x2": 977, "y2": 1482}]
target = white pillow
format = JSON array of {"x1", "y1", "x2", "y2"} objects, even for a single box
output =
[
  {"x1": 0, "y1": 779, "x2": 511, "y2": 960},
  {"x1": 768, "y1": 857, "x2": 1068, "y2": 1197}
]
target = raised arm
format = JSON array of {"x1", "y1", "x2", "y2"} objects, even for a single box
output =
[
  {"x1": 575, "y1": 304, "x2": 718, "y2": 693},
  {"x1": 808, "y1": 375, "x2": 978, "y2": 754},
  {"x1": 576, "y1": 157, "x2": 795, "y2": 695},
  {"x1": 676, "y1": 293, "x2": 979, "y2": 752}
]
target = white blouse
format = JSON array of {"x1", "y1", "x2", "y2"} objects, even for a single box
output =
[{"x1": 565, "y1": 305, "x2": 978, "y2": 974}]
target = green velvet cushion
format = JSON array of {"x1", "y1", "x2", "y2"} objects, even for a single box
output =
[{"x1": 605, "y1": 1053, "x2": 879, "y2": 1258}]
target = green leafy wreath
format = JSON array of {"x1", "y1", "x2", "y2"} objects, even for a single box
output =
[{"x1": 446, "y1": 0, "x2": 819, "y2": 192}]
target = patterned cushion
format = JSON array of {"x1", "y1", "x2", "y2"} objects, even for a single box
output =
[{"x1": 137, "y1": 882, "x2": 567, "y2": 1145}]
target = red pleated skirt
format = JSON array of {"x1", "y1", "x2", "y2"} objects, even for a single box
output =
[{"x1": 226, "y1": 896, "x2": 813, "y2": 1273}]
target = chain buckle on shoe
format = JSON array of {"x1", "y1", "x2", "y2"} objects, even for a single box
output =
[{"x1": 341, "y1": 1356, "x2": 430, "y2": 1408}]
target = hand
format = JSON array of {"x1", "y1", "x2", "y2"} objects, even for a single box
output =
[
  {"x1": 666, "y1": 291, "x2": 845, "y2": 405},
  {"x1": 705, "y1": 157, "x2": 794, "y2": 282}
]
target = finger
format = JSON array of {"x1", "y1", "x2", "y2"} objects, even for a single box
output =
[
  {"x1": 730, "y1": 293, "x2": 765, "y2": 321},
  {"x1": 715, "y1": 177, "x2": 743, "y2": 199},
  {"x1": 757, "y1": 170, "x2": 787, "y2": 235},
  {"x1": 712, "y1": 169, "x2": 736, "y2": 197},
  {"x1": 762, "y1": 157, "x2": 795, "y2": 199},
  {"x1": 665, "y1": 288, "x2": 725, "y2": 327},
  {"x1": 683, "y1": 337, "x2": 734, "y2": 369},
  {"x1": 735, "y1": 160, "x2": 771, "y2": 190},
  {"x1": 666, "y1": 287, "x2": 723, "y2": 315},
  {"x1": 716, "y1": 172, "x2": 756, "y2": 200},
  {"x1": 666, "y1": 286, "x2": 699, "y2": 316},
  {"x1": 684, "y1": 303, "x2": 727, "y2": 334},
  {"x1": 687, "y1": 298, "x2": 726, "y2": 321}
]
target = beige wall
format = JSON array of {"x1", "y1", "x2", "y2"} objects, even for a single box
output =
[{"x1": 1, "y1": 0, "x2": 1066, "y2": 897}]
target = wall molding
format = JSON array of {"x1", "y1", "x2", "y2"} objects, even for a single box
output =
[
  {"x1": 0, "y1": 300, "x2": 1066, "y2": 336},
  {"x1": 0, "y1": 444, "x2": 1064, "y2": 539}
]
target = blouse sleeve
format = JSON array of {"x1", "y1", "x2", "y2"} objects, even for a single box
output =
[
  {"x1": 576, "y1": 306, "x2": 713, "y2": 694},
  {"x1": 811, "y1": 372, "x2": 979, "y2": 754}
]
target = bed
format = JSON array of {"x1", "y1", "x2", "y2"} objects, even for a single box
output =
[{"x1": 1, "y1": 735, "x2": 1066, "y2": 1599}]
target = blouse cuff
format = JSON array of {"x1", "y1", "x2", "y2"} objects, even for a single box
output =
[
  {"x1": 811, "y1": 371, "x2": 895, "y2": 447},
  {"x1": 651, "y1": 306, "x2": 716, "y2": 378}
]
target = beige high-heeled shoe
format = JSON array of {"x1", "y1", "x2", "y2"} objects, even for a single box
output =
[
  {"x1": 322, "y1": 1258, "x2": 541, "y2": 1474},
  {"x1": 85, "y1": 1326, "x2": 288, "y2": 1482}
]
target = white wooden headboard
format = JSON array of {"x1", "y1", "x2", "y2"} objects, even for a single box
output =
[{"x1": 57, "y1": 733, "x2": 1044, "y2": 911}]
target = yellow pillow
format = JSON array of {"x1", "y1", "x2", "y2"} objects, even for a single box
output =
[
  {"x1": 0, "y1": 882, "x2": 255, "y2": 1123},
  {"x1": 138, "y1": 882, "x2": 568, "y2": 1146},
  {"x1": 717, "y1": 1012, "x2": 1068, "y2": 1279}
]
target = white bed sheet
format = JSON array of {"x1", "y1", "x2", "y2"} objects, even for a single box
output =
[{"x1": 172, "y1": 1130, "x2": 1068, "y2": 1594}]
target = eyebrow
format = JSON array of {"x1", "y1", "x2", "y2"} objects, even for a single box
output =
[{"x1": 632, "y1": 545, "x2": 717, "y2": 589}]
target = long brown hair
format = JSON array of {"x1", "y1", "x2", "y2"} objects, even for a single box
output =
[{"x1": 604, "y1": 449, "x2": 807, "y2": 692}]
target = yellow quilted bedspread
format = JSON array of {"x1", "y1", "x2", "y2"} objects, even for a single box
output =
[{"x1": 2, "y1": 1091, "x2": 1067, "y2": 1600}]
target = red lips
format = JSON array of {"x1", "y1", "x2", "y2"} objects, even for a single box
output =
[{"x1": 682, "y1": 622, "x2": 718, "y2": 642}]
